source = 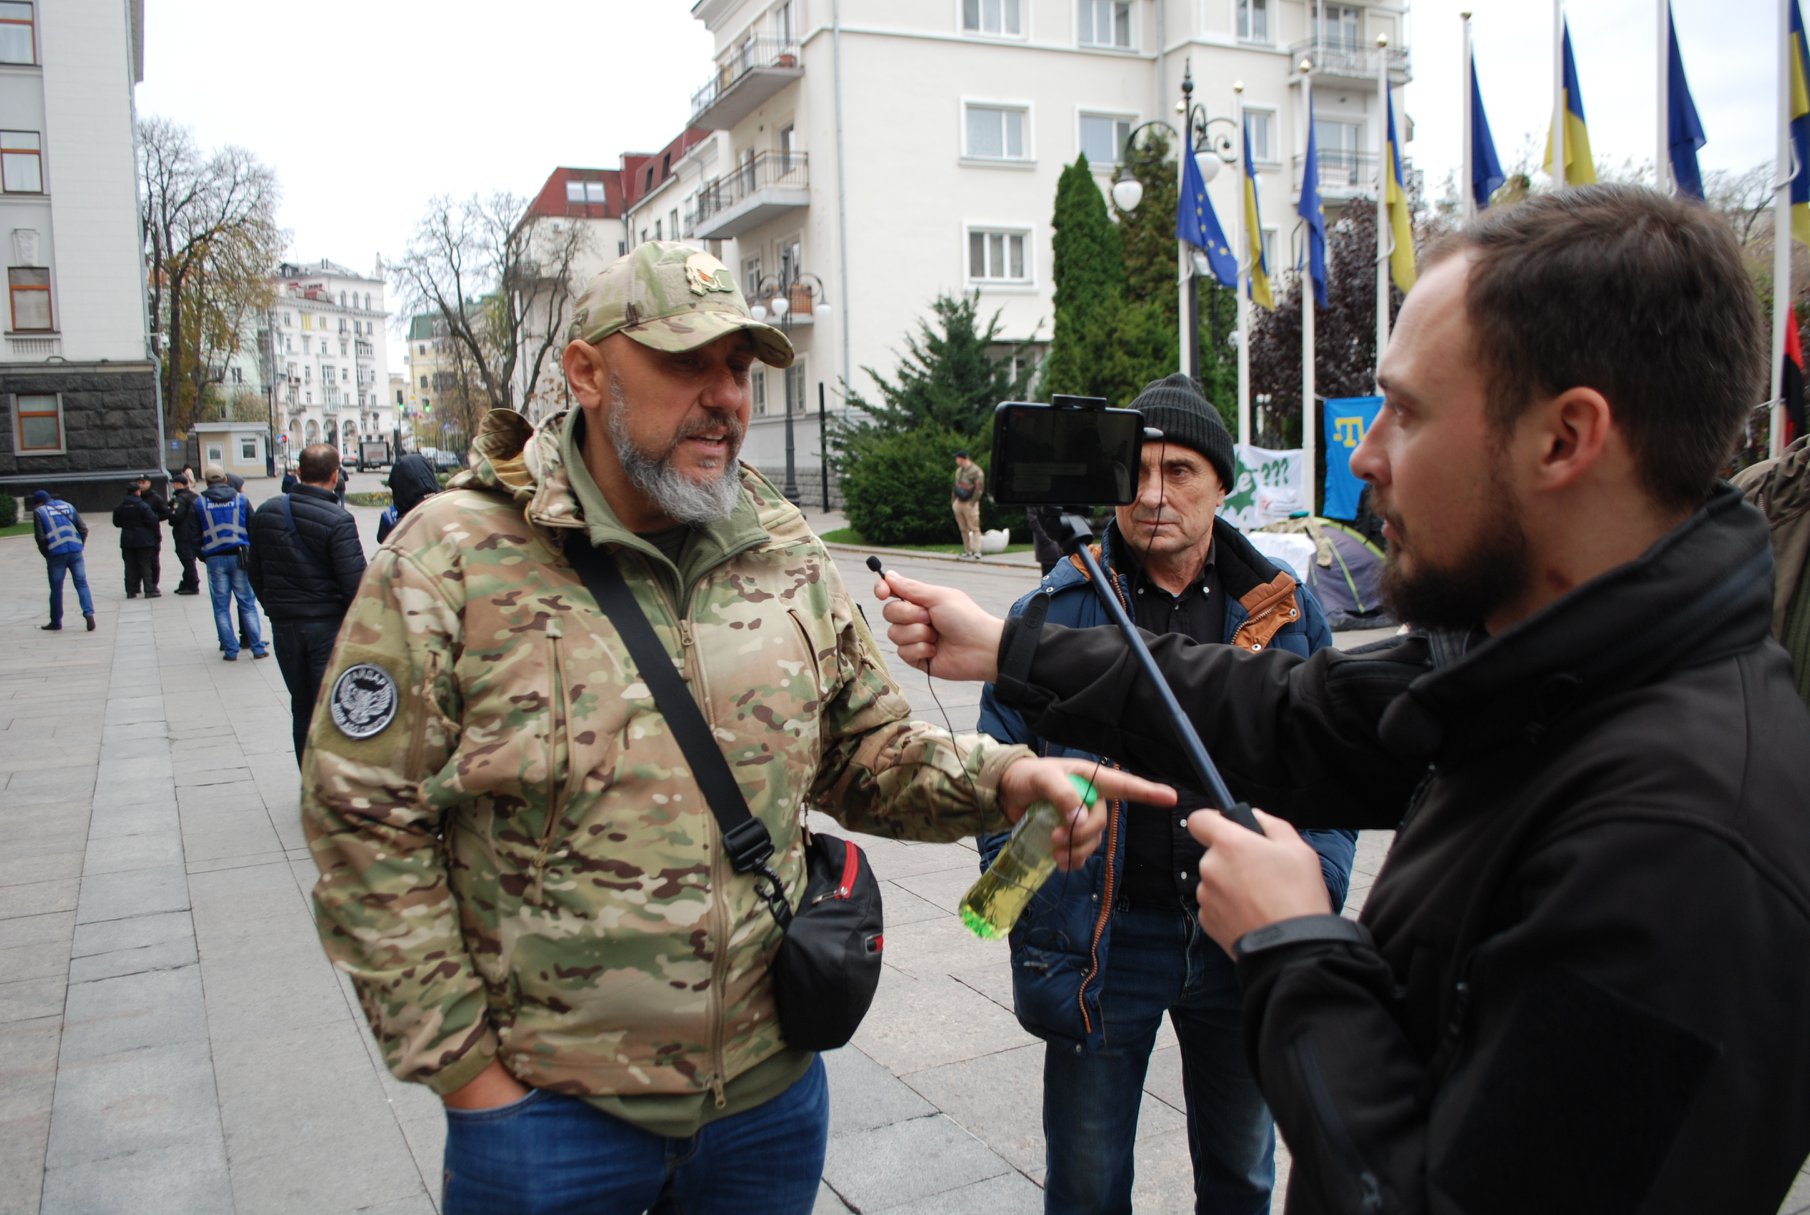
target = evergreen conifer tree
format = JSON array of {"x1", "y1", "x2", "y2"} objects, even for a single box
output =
[{"x1": 1043, "y1": 155, "x2": 1126, "y2": 399}]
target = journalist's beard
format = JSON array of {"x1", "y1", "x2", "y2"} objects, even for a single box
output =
[
  {"x1": 1377, "y1": 476, "x2": 1531, "y2": 633},
  {"x1": 607, "y1": 372, "x2": 744, "y2": 525}
]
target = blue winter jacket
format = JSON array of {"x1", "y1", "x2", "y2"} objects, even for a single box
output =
[{"x1": 976, "y1": 519, "x2": 1357, "y2": 1049}]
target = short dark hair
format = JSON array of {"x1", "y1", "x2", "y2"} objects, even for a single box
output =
[
  {"x1": 1429, "y1": 184, "x2": 1764, "y2": 511},
  {"x1": 298, "y1": 443, "x2": 341, "y2": 485},
  {"x1": 954, "y1": 450, "x2": 970, "y2": 459}
]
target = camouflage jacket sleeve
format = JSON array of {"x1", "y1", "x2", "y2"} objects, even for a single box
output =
[
  {"x1": 809, "y1": 557, "x2": 1031, "y2": 841},
  {"x1": 300, "y1": 542, "x2": 493, "y2": 1095}
]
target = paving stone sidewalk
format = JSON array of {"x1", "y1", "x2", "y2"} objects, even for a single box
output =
[{"x1": 2, "y1": 490, "x2": 1805, "y2": 1214}]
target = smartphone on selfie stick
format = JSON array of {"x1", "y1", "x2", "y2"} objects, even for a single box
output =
[{"x1": 989, "y1": 394, "x2": 1263, "y2": 835}]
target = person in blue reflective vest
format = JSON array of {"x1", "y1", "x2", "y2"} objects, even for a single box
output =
[
  {"x1": 30, "y1": 489, "x2": 94, "y2": 632},
  {"x1": 197, "y1": 466, "x2": 267, "y2": 660}
]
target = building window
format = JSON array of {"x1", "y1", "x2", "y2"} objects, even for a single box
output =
[
  {"x1": 965, "y1": 104, "x2": 1029, "y2": 161},
  {"x1": 1320, "y1": 3, "x2": 1361, "y2": 52},
  {"x1": 419, "y1": 374, "x2": 428, "y2": 390},
  {"x1": 1245, "y1": 108, "x2": 1277, "y2": 164},
  {"x1": 1316, "y1": 119, "x2": 1365, "y2": 185},
  {"x1": 962, "y1": 0, "x2": 1022, "y2": 37},
  {"x1": 1078, "y1": 0, "x2": 1130, "y2": 48},
  {"x1": 741, "y1": 255, "x2": 763, "y2": 297},
  {"x1": 751, "y1": 366, "x2": 767, "y2": 417},
  {"x1": 785, "y1": 358, "x2": 807, "y2": 416},
  {"x1": 8, "y1": 266, "x2": 50, "y2": 330},
  {"x1": 206, "y1": 442, "x2": 225, "y2": 465},
  {"x1": 566, "y1": 179, "x2": 607, "y2": 205},
  {"x1": 13, "y1": 391, "x2": 61, "y2": 453},
  {"x1": 0, "y1": 2, "x2": 33, "y2": 65},
  {"x1": 968, "y1": 227, "x2": 1030, "y2": 283},
  {"x1": 1078, "y1": 113, "x2": 1132, "y2": 167},
  {"x1": 1261, "y1": 228, "x2": 1278, "y2": 273},
  {"x1": 1, "y1": 130, "x2": 41, "y2": 192},
  {"x1": 239, "y1": 436, "x2": 259, "y2": 461},
  {"x1": 1236, "y1": 0, "x2": 1269, "y2": 43}
]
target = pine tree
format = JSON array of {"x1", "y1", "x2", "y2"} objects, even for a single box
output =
[{"x1": 838, "y1": 292, "x2": 1033, "y2": 441}]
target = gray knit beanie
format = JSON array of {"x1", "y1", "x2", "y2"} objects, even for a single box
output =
[{"x1": 1129, "y1": 373, "x2": 1237, "y2": 490}]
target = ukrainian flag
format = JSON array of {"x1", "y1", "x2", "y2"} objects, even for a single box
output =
[
  {"x1": 1243, "y1": 118, "x2": 1273, "y2": 309},
  {"x1": 1790, "y1": 1, "x2": 1810, "y2": 245},
  {"x1": 1385, "y1": 93, "x2": 1416, "y2": 294},
  {"x1": 1542, "y1": 22, "x2": 1596, "y2": 185}
]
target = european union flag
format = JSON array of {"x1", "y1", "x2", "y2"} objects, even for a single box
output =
[
  {"x1": 1298, "y1": 118, "x2": 1327, "y2": 308},
  {"x1": 1665, "y1": 10, "x2": 1706, "y2": 200},
  {"x1": 1790, "y1": 1, "x2": 1810, "y2": 244},
  {"x1": 1178, "y1": 128, "x2": 1237, "y2": 288},
  {"x1": 1470, "y1": 51, "x2": 1506, "y2": 211}
]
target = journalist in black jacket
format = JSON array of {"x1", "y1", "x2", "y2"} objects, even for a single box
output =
[
  {"x1": 247, "y1": 443, "x2": 366, "y2": 762},
  {"x1": 876, "y1": 187, "x2": 1810, "y2": 1213}
]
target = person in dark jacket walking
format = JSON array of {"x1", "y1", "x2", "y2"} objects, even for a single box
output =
[
  {"x1": 249, "y1": 443, "x2": 366, "y2": 762},
  {"x1": 978, "y1": 375, "x2": 1354, "y2": 1215},
  {"x1": 376, "y1": 452, "x2": 439, "y2": 543},
  {"x1": 876, "y1": 186, "x2": 1810, "y2": 1213},
  {"x1": 168, "y1": 472, "x2": 203, "y2": 594},
  {"x1": 197, "y1": 466, "x2": 266, "y2": 661},
  {"x1": 30, "y1": 489, "x2": 94, "y2": 631},
  {"x1": 112, "y1": 481, "x2": 163, "y2": 598}
]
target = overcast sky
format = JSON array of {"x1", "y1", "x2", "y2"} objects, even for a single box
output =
[{"x1": 136, "y1": 0, "x2": 1779, "y2": 342}]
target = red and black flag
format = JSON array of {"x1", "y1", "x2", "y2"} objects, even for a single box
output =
[{"x1": 1785, "y1": 305, "x2": 1806, "y2": 447}]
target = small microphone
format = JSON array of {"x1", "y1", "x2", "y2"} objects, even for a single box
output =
[{"x1": 865, "y1": 555, "x2": 886, "y2": 576}]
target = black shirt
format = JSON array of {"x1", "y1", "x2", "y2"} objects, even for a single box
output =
[{"x1": 1119, "y1": 543, "x2": 1226, "y2": 909}]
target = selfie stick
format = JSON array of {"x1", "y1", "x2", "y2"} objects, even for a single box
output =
[{"x1": 1050, "y1": 509, "x2": 1265, "y2": 835}]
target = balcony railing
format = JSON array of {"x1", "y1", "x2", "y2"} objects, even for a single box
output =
[
  {"x1": 1289, "y1": 37, "x2": 1411, "y2": 82},
  {"x1": 692, "y1": 150, "x2": 810, "y2": 240},
  {"x1": 1291, "y1": 151, "x2": 1421, "y2": 203},
  {"x1": 689, "y1": 36, "x2": 802, "y2": 129}
]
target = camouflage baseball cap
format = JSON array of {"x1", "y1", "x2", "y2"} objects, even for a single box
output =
[{"x1": 566, "y1": 241, "x2": 795, "y2": 368}]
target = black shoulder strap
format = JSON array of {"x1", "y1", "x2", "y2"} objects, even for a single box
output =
[
  {"x1": 278, "y1": 495, "x2": 331, "y2": 578},
  {"x1": 562, "y1": 534, "x2": 792, "y2": 922}
]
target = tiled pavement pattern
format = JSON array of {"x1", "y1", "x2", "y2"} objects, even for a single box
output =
[{"x1": 2, "y1": 485, "x2": 1806, "y2": 1214}]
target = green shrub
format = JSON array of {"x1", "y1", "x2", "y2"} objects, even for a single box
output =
[
  {"x1": 840, "y1": 427, "x2": 1003, "y2": 546},
  {"x1": 0, "y1": 492, "x2": 15, "y2": 528}
]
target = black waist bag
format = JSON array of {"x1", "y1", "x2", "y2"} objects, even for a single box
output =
[{"x1": 564, "y1": 536, "x2": 885, "y2": 1051}]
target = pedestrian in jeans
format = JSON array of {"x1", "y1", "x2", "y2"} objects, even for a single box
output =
[
  {"x1": 30, "y1": 489, "x2": 95, "y2": 632},
  {"x1": 952, "y1": 449, "x2": 985, "y2": 559},
  {"x1": 249, "y1": 443, "x2": 367, "y2": 762},
  {"x1": 196, "y1": 466, "x2": 267, "y2": 661}
]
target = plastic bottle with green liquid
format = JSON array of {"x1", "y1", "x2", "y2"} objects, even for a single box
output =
[{"x1": 960, "y1": 773, "x2": 1099, "y2": 939}]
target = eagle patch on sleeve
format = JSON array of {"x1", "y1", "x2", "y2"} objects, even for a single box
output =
[{"x1": 330, "y1": 663, "x2": 400, "y2": 739}]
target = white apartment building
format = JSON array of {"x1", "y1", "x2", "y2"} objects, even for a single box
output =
[
  {"x1": 0, "y1": 0, "x2": 161, "y2": 510},
  {"x1": 650, "y1": 0, "x2": 1409, "y2": 499},
  {"x1": 262, "y1": 259, "x2": 395, "y2": 462}
]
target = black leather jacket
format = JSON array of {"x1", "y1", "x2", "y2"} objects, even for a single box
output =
[
  {"x1": 993, "y1": 484, "x2": 1810, "y2": 1214},
  {"x1": 246, "y1": 484, "x2": 366, "y2": 620}
]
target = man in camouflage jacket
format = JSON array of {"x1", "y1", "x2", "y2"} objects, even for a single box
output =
[{"x1": 301, "y1": 242, "x2": 1168, "y2": 1215}]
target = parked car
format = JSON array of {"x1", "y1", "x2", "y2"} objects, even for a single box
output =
[{"x1": 431, "y1": 448, "x2": 465, "y2": 473}]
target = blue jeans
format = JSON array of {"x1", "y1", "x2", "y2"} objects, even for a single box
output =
[
  {"x1": 272, "y1": 618, "x2": 341, "y2": 763},
  {"x1": 205, "y1": 555, "x2": 264, "y2": 657},
  {"x1": 1041, "y1": 904, "x2": 1274, "y2": 1215},
  {"x1": 45, "y1": 551, "x2": 94, "y2": 627},
  {"x1": 442, "y1": 1056, "x2": 828, "y2": 1215}
]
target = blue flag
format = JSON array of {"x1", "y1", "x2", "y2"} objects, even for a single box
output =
[
  {"x1": 1178, "y1": 127, "x2": 1237, "y2": 288},
  {"x1": 1789, "y1": 1, "x2": 1810, "y2": 243},
  {"x1": 1666, "y1": 11, "x2": 1706, "y2": 199},
  {"x1": 1323, "y1": 396, "x2": 1383, "y2": 520},
  {"x1": 1298, "y1": 118, "x2": 1327, "y2": 308},
  {"x1": 1470, "y1": 52, "x2": 1506, "y2": 211}
]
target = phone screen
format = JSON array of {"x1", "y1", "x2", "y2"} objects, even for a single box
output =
[{"x1": 989, "y1": 402, "x2": 1144, "y2": 505}]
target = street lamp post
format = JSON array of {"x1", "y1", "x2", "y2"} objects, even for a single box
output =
[
  {"x1": 747, "y1": 267, "x2": 831, "y2": 504},
  {"x1": 1109, "y1": 59, "x2": 1238, "y2": 383}
]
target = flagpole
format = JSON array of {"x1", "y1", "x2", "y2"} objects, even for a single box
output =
[
  {"x1": 1375, "y1": 34, "x2": 1391, "y2": 382},
  {"x1": 1461, "y1": 13, "x2": 1475, "y2": 222},
  {"x1": 1235, "y1": 81, "x2": 1251, "y2": 448},
  {"x1": 1553, "y1": 1, "x2": 1567, "y2": 188},
  {"x1": 1774, "y1": 0, "x2": 1793, "y2": 457},
  {"x1": 1301, "y1": 58, "x2": 1317, "y2": 513}
]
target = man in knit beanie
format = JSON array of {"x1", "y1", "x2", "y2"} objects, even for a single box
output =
[{"x1": 973, "y1": 370, "x2": 1351, "y2": 1212}]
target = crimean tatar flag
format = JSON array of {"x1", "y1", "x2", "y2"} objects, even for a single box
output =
[
  {"x1": 1243, "y1": 118, "x2": 1273, "y2": 309},
  {"x1": 1384, "y1": 92, "x2": 1416, "y2": 294},
  {"x1": 1543, "y1": 22, "x2": 1597, "y2": 185}
]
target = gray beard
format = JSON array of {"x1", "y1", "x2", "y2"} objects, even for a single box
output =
[{"x1": 605, "y1": 372, "x2": 742, "y2": 526}]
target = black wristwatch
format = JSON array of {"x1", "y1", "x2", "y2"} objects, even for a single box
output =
[{"x1": 1233, "y1": 914, "x2": 1372, "y2": 961}]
